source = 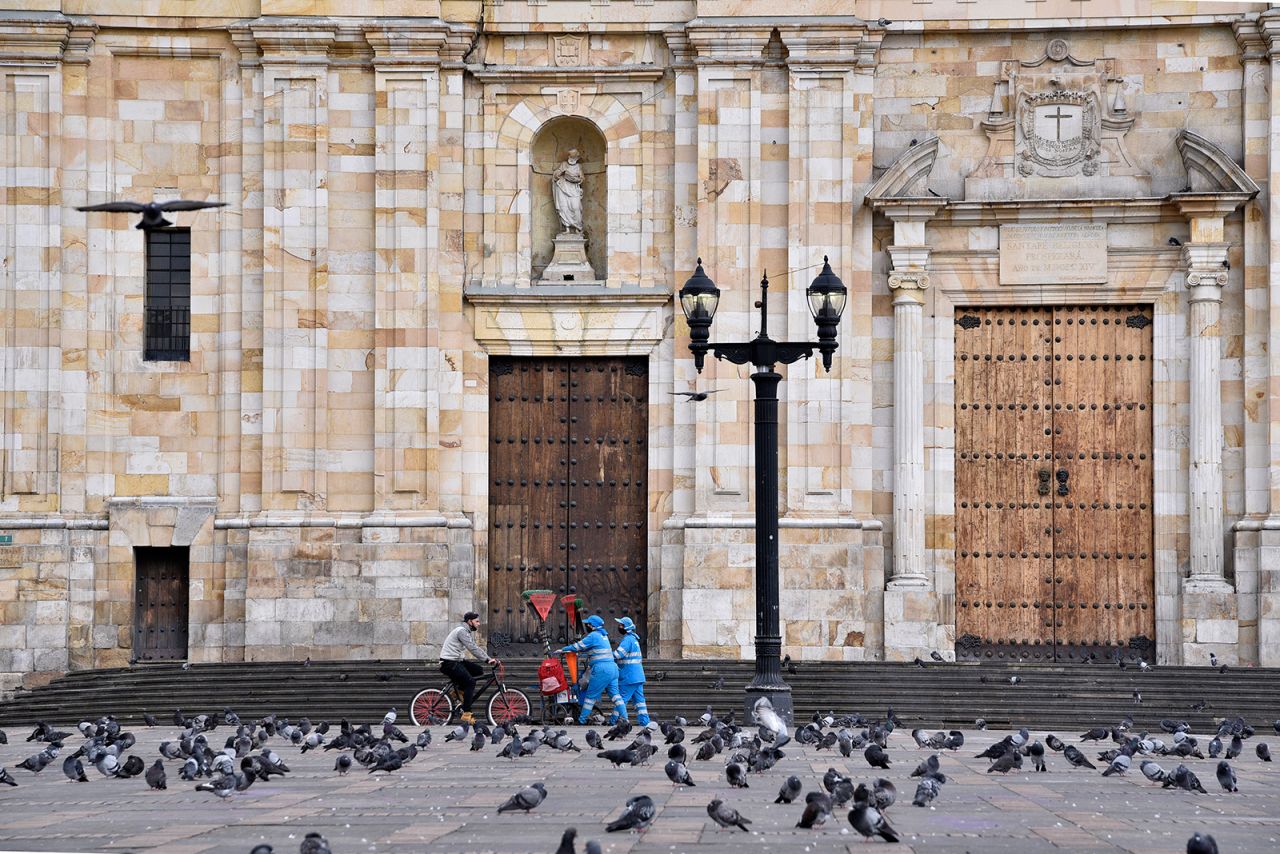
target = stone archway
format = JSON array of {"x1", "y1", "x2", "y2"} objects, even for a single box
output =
[{"x1": 530, "y1": 116, "x2": 608, "y2": 281}]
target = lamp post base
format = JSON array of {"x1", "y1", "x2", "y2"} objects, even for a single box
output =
[{"x1": 744, "y1": 682, "x2": 794, "y2": 729}]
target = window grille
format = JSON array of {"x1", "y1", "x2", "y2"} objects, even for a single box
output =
[{"x1": 144, "y1": 228, "x2": 191, "y2": 361}]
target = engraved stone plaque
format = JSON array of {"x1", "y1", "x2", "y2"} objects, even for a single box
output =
[{"x1": 999, "y1": 223, "x2": 1107, "y2": 285}]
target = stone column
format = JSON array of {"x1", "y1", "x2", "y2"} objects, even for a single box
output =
[
  {"x1": 1184, "y1": 240, "x2": 1232, "y2": 592},
  {"x1": 874, "y1": 199, "x2": 944, "y2": 660}
]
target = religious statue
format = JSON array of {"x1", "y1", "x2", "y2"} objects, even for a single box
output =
[{"x1": 552, "y1": 149, "x2": 585, "y2": 234}]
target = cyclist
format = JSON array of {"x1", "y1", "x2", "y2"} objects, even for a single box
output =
[{"x1": 439, "y1": 611, "x2": 498, "y2": 724}]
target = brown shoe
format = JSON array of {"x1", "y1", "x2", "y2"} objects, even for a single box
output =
[{"x1": 460, "y1": 711, "x2": 476, "y2": 725}]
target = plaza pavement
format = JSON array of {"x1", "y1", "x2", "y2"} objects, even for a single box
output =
[{"x1": 0, "y1": 723, "x2": 1276, "y2": 853}]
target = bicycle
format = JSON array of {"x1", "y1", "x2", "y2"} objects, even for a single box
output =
[{"x1": 409, "y1": 662, "x2": 531, "y2": 727}]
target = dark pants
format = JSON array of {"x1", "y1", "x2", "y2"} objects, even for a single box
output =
[{"x1": 440, "y1": 659, "x2": 484, "y2": 712}]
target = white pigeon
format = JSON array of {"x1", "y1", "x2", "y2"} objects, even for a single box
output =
[{"x1": 753, "y1": 697, "x2": 789, "y2": 744}]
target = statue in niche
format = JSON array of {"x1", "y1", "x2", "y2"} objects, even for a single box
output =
[{"x1": 552, "y1": 148, "x2": 585, "y2": 234}]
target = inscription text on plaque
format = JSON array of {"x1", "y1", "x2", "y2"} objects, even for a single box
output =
[{"x1": 999, "y1": 223, "x2": 1107, "y2": 285}]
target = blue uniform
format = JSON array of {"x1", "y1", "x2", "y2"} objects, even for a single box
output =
[
  {"x1": 558, "y1": 627, "x2": 625, "y2": 724},
  {"x1": 613, "y1": 630, "x2": 649, "y2": 725}
]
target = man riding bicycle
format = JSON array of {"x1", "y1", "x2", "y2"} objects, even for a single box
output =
[{"x1": 440, "y1": 612, "x2": 498, "y2": 724}]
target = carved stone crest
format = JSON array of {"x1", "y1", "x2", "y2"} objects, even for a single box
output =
[
  {"x1": 556, "y1": 87, "x2": 581, "y2": 114},
  {"x1": 553, "y1": 34, "x2": 586, "y2": 67},
  {"x1": 967, "y1": 38, "x2": 1148, "y2": 199}
]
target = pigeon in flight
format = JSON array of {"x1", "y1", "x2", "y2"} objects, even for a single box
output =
[
  {"x1": 498, "y1": 782, "x2": 547, "y2": 814},
  {"x1": 606, "y1": 794, "x2": 656, "y2": 833},
  {"x1": 706, "y1": 799, "x2": 752, "y2": 832},
  {"x1": 76, "y1": 199, "x2": 227, "y2": 230},
  {"x1": 673, "y1": 389, "x2": 721, "y2": 402}
]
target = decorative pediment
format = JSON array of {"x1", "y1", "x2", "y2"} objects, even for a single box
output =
[
  {"x1": 867, "y1": 138, "x2": 940, "y2": 202},
  {"x1": 967, "y1": 38, "x2": 1148, "y2": 200},
  {"x1": 1176, "y1": 130, "x2": 1260, "y2": 195}
]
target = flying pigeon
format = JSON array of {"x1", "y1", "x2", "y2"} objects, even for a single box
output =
[
  {"x1": 498, "y1": 782, "x2": 547, "y2": 814},
  {"x1": 606, "y1": 794, "x2": 656, "y2": 833},
  {"x1": 706, "y1": 799, "x2": 752, "y2": 832},
  {"x1": 672, "y1": 389, "x2": 721, "y2": 402},
  {"x1": 76, "y1": 198, "x2": 227, "y2": 230}
]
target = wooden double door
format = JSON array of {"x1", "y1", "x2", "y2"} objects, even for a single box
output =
[
  {"x1": 133, "y1": 546, "x2": 190, "y2": 661},
  {"x1": 954, "y1": 305, "x2": 1154, "y2": 662},
  {"x1": 488, "y1": 357, "x2": 648, "y2": 656}
]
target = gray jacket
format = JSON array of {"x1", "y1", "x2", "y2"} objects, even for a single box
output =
[{"x1": 440, "y1": 624, "x2": 489, "y2": 662}]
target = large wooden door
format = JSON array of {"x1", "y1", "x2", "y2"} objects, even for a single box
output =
[
  {"x1": 133, "y1": 547, "x2": 190, "y2": 661},
  {"x1": 955, "y1": 305, "x2": 1154, "y2": 662},
  {"x1": 488, "y1": 357, "x2": 648, "y2": 656}
]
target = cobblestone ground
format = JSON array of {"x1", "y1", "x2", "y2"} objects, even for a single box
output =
[{"x1": 0, "y1": 721, "x2": 1276, "y2": 853}]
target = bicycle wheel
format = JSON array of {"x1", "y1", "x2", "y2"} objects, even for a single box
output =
[
  {"x1": 411, "y1": 689, "x2": 453, "y2": 727},
  {"x1": 488, "y1": 687, "x2": 531, "y2": 726}
]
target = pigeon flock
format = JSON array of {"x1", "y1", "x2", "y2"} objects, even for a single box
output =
[{"x1": 0, "y1": 694, "x2": 1275, "y2": 852}]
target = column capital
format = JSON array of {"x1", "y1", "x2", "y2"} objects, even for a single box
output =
[
  {"x1": 1233, "y1": 18, "x2": 1267, "y2": 62},
  {"x1": 888, "y1": 271, "x2": 929, "y2": 293},
  {"x1": 1182, "y1": 242, "x2": 1231, "y2": 293},
  {"x1": 662, "y1": 28, "x2": 695, "y2": 68},
  {"x1": 1258, "y1": 11, "x2": 1280, "y2": 58},
  {"x1": 775, "y1": 22, "x2": 882, "y2": 71},
  {"x1": 684, "y1": 21, "x2": 775, "y2": 65},
  {"x1": 242, "y1": 21, "x2": 338, "y2": 67},
  {"x1": 364, "y1": 21, "x2": 460, "y2": 69}
]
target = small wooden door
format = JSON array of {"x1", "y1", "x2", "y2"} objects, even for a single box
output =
[
  {"x1": 488, "y1": 357, "x2": 648, "y2": 656},
  {"x1": 133, "y1": 547, "x2": 190, "y2": 661},
  {"x1": 955, "y1": 305, "x2": 1154, "y2": 662}
]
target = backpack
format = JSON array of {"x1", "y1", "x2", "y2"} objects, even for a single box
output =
[{"x1": 538, "y1": 657, "x2": 568, "y2": 696}]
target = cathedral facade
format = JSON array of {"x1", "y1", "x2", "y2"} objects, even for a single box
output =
[{"x1": 1, "y1": 0, "x2": 1277, "y2": 694}]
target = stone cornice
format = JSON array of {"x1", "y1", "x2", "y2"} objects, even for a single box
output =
[
  {"x1": 684, "y1": 19, "x2": 774, "y2": 65},
  {"x1": 365, "y1": 24, "x2": 452, "y2": 68},
  {"x1": 775, "y1": 21, "x2": 880, "y2": 70},
  {"x1": 467, "y1": 64, "x2": 665, "y2": 83},
  {"x1": 867, "y1": 138, "x2": 941, "y2": 203},
  {"x1": 248, "y1": 21, "x2": 339, "y2": 65},
  {"x1": 1233, "y1": 17, "x2": 1266, "y2": 61},
  {"x1": 0, "y1": 15, "x2": 96, "y2": 65}
]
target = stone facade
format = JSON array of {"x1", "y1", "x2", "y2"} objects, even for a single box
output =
[{"x1": 1, "y1": 0, "x2": 1278, "y2": 694}]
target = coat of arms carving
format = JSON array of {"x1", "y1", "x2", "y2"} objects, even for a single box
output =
[
  {"x1": 552, "y1": 35, "x2": 586, "y2": 67},
  {"x1": 967, "y1": 38, "x2": 1148, "y2": 199}
]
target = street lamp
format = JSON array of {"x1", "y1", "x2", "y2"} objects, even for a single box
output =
[{"x1": 678, "y1": 256, "x2": 847, "y2": 726}]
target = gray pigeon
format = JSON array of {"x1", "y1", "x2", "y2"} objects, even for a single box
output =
[
  {"x1": 796, "y1": 792, "x2": 833, "y2": 828},
  {"x1": 0, "y1": 767, "x2": 16, "y2": 786},
  {"x1": 498, "y1": 781, "x2": 547, "y2": 814},
  {"x1": 665, "y1": 760, "x2": 695, "y2": 787},
  {"x1": 62, "y1": 755, "x2": 88, "y2": 783},
  {"x1": 554, "y1": 828, "x2": 576, "y2": 854},
  {"x1": 194, "y1": 773, "x2": 235, "y2": 798},
  {"x1": 912, "y1": 775, "x2": 943, "y2": 807},
  {"x1": 1063, "y1": 744, "x2": 1096, "y2": 769},
  {"x1": 606, "y1": 794, "x2": 656, "y2": 833},
  {"x1": 865, "y1": 744, "x2": 891, "y2": 769},
  {"x1": 585, "y1": 729, "x2": 603, "y2": 750},
  {"x1": 1187, "y1": 832, "x2": 1218, "y2": 854},
  {"x1": 1215, "y1": 760, "x2": 1237, "y2": 793},
  {"x1": 1102, "y1": 754, "x2": 1131, "y2": 777},
  {"x1": 775, "y1": 774, "x2": 802, "y2": 804},
  {"x1": 1140, "y1": 760, "x2": 1168, "y2": 783},
  {"x1": 145, "y1": 759, "x2": 166, "y2": 790},
  {"x1": 1027, "y1": 741, "x2": 1047, "y2": 772},
  {"x1": 848, "y1": 803, "x2": 900, "y2": 843},
  {"x1": 1257, "y1": 742, "x2": 1272, "y2": 762},
  {"x1": 726, "y1": 762, "x2": 749, "y2": 788},
  {"x1": 299, "y1": 832, "x2": 332, "y2": 854},
  {"x1": 334, "y1": 754, "x2": 352, "y2": 774},
  {"x1": 706, "y1": 799, "x2": 752, "y2": 832},
  {"x1": 988, "y1": 750, "x2": 1022, "y2": 774}
]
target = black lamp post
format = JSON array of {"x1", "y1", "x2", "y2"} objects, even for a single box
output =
[{"x1": 678, "y1": 256, "x2": 847, "y2": 726}]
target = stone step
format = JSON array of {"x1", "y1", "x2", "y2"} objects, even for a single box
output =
[{"x1": 2, "y1": 660, "x2": 1277, "y2": 733}]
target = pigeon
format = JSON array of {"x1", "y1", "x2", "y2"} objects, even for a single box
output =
[
  {"x1": 76, "y1": 198, "x2": 227, "y2": 229},
  {"x1": 1257, "y1": 742, "x2": 1272, "y2": 762},
  {"x1": 673, "y1": 389, "x2": 721, "y2": 401},
  {"x1": 775, "y1": 775, "x2": 802, "y2": 804},
  {"x1": 334, "y1": 754, "x2": 352, "y2": 775},
  {"x1": 118, "y1": 755, "x2": 144, "y2": 778},
  {"x1": 706, "y1": 799, "x2": 752, "y2": 832},
  {"x1": 1140, "y1": 760, "x2": 1168, "y2": 783},
  {"x1": 1165, "y1": 764, "x2": 1208, "y2": 794},
  {"x1": 665, "y1": 760, "x2": 695, "y2": 787},
  {"x1": 142, "y1": 712, "x2": 158, "y2": 727},
  {"x1": 709, "y1": 676, "x2": 725, "y2": 690},
  {"x1": 668, "y1": 744, "x2": 687, "y2": 764},
  {"x1": 796, "y1": 792, "x2": 833, "y2": 828},
  {"x1": 912, "y1": 754, "x2": 941, "y2": 777},
  {"x1": 299, "y1": 832, "x2": 332, "y2": 854},
  {"x1": 1063, "y1": 744, "x2": 1096, "y2": 769},
  {"x1": 1187, "y1": 832, "x2": 1219, "y2": 854},
  {"x1": 1080, "y1": 727, "x2": 1110, "y2": 742},
  {"x1": 498, "y1": 782, "x2": 547, "y2": 814},
  {"x1": 554, "y1": 828, "x2": 577, "y2": 854},
  {"x1": 194, "y1": 773, "x2": 236, "y2": 798},
  {"x1": 848, "y1": 802, "x2": 900, "y2": 843},
  {"x1": 726, "y1": 762, "x2": 749, "y2": 788},
  {"x1": 62, "y1": 755, "x2": 89, "y2": 783},
  {"x1": 606, "y1": 794, "x2": 656, "y2": 833},
  {"x1": 0, "y1": 767, "x2": 15, "y2": 786},
  {"x1": 975, "y1": 718, "x2": 988, "y2": 731},
  {"x1": 912, "y1": 775, "x2": 943, "y2": 807},
  {"x1": 585, "y1": 729, "x2": 603, "y2": 749},
  {"x1": 1226, "y1": 735, "x2": 1243, "y2": 760},
  {"x1": 144, "y1": 759, "x2": 167, "y2": 790},
  {"x1": 988, "y1": 750, "x2": 1022, "y2": 774},
  {"x1": 865, "y1": 743, "x2": 891, "y2": 769},
  {"x1": 1028, "y1": 741, "x2": 1047, "y2": 772},
  {"x1": 1046, "y1": 734, "x2": 1066, "y2": 752},
  {"x1": 931, "y1": 650, "x2": 944, "y2": 662},
  {"x1": 1101, "y1": 753, "x2": 1130, "y2": 777},
  {"x1": 1215, "y1": 760, "x2": 1237, "y2": 793}
]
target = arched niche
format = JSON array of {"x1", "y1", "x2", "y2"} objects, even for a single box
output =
[{"x1": 531, "y1": 116, "x2": 607, "y2": 282}]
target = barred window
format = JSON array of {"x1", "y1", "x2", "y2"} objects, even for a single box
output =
[{"x1": 144, "y1": 228, "x2": 191, "y2": 361}]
